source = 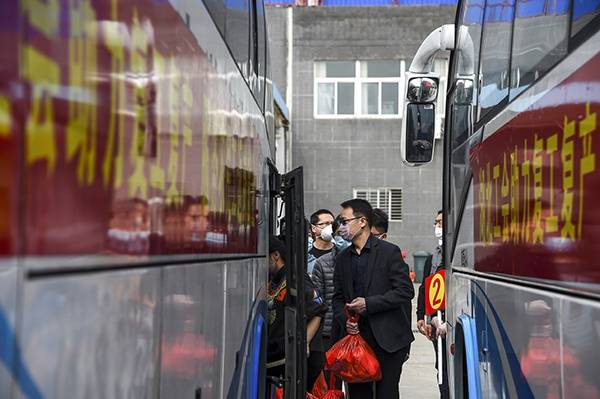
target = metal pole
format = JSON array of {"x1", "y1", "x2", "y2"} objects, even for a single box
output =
[{"x1": 437, "y1": 310, "x2": 443, "y2": 386}]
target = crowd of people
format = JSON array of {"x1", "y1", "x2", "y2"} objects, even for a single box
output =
[{"x1": 266, "y1": 198, "x2": 448, "y2": 399}]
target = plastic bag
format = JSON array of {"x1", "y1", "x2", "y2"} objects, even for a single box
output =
[
  {"x1": 311, "y1": 371, "x2": 328, "y2": 398},
  {"x1": 325, "y1": 309, "x2": 381, "y2": 383},
  {"x1": 322, "y1": 371, "x2": 345, "y2": 399}
]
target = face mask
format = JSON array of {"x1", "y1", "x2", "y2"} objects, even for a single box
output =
[
  {"x1": 435, "y1": 226, "x2": 443, "y2": 239},
  {"x1": 320, "y1": 224, "x2": 333, "y2": 242},
  {"x1": 334, "y1": 235, "x2": 350, "y2": 249},
  {"x1": 338, "y1": 223, "x2": 356, "y2": 242}
]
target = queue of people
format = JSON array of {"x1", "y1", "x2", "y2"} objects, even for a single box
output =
[{"x1": 266, "y1": 199, "x2": 448, "y2": 399}]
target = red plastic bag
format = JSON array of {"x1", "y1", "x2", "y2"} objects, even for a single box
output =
[
  {"x1": 306, "y1": 393, "x2": 319, "y2": 399},
  {"x1": 311, "y1": 371, "x2": 328, "y2": 398},
  {"x1": 325, "y1": 309, "x2": 381, "y2": 383},
  {"x1": 323, "y1": 371, "x2": 345, "y2": 398}
]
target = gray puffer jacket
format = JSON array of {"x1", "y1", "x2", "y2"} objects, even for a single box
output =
[{"x1": 311, "y1": 246, "x2": 339, "y2": 338}]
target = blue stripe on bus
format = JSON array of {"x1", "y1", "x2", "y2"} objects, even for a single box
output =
[
  {"x1": 457, "y1": 314, "x2": 482, "y2": 399},
  {"x1": 471, "y1": 283, "x2": 535, "y2": 398},
  {"x1": 0, "y1": 307, "x2": 44, "y2": 399}
]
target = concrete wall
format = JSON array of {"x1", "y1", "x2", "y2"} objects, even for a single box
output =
[{"x1": 266, "y1": 5, "x2": 456, "y2": 261}]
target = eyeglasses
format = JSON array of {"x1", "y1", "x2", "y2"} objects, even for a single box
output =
[{"x1": 339, "y1": 217, "x2": 360, "y2": 226}]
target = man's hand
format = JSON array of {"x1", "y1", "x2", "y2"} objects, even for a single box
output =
[
  {"x1": 430, "y1": 316, "x2": 446, "y2": 339},
  {"x1": 417, "y1": 319, "x2": 427, "y2": 336},
  {"x1": 347, "y1": 297, "x2": 367, "y2": 315},
  {"x1": 346, "y1": 319, "x2": 359, "y2": 335}
]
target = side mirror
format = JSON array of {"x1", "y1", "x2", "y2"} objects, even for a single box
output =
[
  {"x1": 401, "y1": 74, "x2": 438, "y2": 166},
  {"x1": 404, "y1": 103, "x2": 435, "y2": 164}
]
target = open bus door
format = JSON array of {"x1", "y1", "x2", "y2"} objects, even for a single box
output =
[{"x1": 268, "y1": 163, "x2": 308, "y2": 399}]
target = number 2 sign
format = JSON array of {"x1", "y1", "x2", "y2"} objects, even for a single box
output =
[{"x1": 425, "y1": 270, "x2": 446, "y2": 315}]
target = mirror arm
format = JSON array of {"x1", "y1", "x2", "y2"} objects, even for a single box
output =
[{"x1": 409, "y1": 24, "x2": 455, "y2": 74}]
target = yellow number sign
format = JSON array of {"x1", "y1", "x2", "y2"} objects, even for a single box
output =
[{"x1": 425, "y1": 269, "x2": 446, "y2": 314}]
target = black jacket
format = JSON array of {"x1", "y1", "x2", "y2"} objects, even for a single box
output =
[
  {"x1": 416, "y1": 246, "x2": 443, "y2": 321},
  {"x1": 332, "y1": 236, "x2": 415, "y2": 353},
  {"x1": 267, "y1": 266, "x2": 327, "y2": 363},
  {"x1": 311, "y1": 245, "x2": 339, "y2": 338}
]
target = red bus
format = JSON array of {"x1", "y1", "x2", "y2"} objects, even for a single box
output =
[
  {"x1": 402, "y1": 0, "x2": 600, "y2": 397},
  {"x1": 0, "y1": 0, "x2": 313, "y2": 398}
]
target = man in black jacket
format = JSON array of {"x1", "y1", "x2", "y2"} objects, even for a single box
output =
[{"x1": 332, "y1": 199, "x2": 414, "y2": 399}]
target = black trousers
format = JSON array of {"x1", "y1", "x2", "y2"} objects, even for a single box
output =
[
  {"x1": 307, "y1": 350, "x2": 325, "y2": 392},
  {"x1": 347, "y1": 322, "x2": 410, "y2": 399},
  {"x1": 432, "y1": 337, "x2": 449, "y2": 399}
]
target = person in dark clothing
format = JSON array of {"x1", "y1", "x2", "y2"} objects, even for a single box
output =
[
  {"x1": 416, "y1": 210, "x2": 449, "y2": 399},
  {"x1": 371, "y1": 208, "x2": 411, "y2": 364},
  {"x1": 266, "y1": 236, "x2": 327, "y2": 392},
  {"x1": 307, "y1": 209, "x2": 335, "y2": 274},
  {"x1": 332, "y1": 199, "x2": 414, "y2": 399}
]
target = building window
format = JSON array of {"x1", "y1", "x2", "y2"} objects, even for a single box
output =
[
  {"x1": 314, "y1": 60, "x2": 405, "y2": 118},
  {"x1": 353, "y1": 188, "x2": 403, "y2": 222}
]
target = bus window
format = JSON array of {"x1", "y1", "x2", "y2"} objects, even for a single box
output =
[
  {"x1": 510, "y1": 0, "x2": 569, "y2": 99},
  {"x1": 450, "y1": 0, "x2": 484, "y2": 147},
  {"x1": 255, "y1": 0, "x2": 267, "y2": 110},
  {"x1": 204, "y1": 0, "x2": 227, "y2": 35},
  {"x1": 571, "y1": 0, "x2": 600, "y2": 39},
  {"x1": 226, "y1": 0, "x2": 251, "y2": 79},
  {"x1": 478, "y1": 0, "x2": 515, "y2": 120}
]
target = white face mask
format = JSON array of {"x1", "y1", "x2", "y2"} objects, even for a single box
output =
[
  {"x1": 320, "y1": 224, "x2": 334, "y2": 242},
  {"x1": 435, "y1": 226, "x2": 443, "y2": 239}
]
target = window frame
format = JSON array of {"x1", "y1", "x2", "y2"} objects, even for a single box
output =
[
  {"x1": 353, "y1": 187, "x2": 403, "y2": 222},
  {"x1": 313, "y1": 60, "x2": 406, "y2": 119}
]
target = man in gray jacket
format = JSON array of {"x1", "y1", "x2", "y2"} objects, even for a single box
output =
[{"x1": 311, "y1": 216, "x2": 344, "y2": 352}]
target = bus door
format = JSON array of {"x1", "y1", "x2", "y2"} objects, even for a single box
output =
[
  {"x1": 281, "y1": 167, "x2": 307, "y2": 399},
  {"x1": 268, "y1": 164, "x2": 307, "y2": 399}
]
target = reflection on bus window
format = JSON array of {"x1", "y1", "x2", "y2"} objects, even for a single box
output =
[
  {"x1": 478, "y1": 0, "x2": 515, "y2": 119},
  {"x1": 510, "y1": 0, "x2": 569, "y2": 99},
  {"x1": 571, "y1": 0, "x2": 600, "y2": 38},
  {"x1": 226, "y1": 0, "x2": 251, "y2": 78}
]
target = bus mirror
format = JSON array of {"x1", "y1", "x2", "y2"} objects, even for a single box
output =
[
  {"x1": 402, "y1": 103, "x2": 435, "y2": 165},
  {"x1": 407, "y1": 77, "x2": 438, "y2": 103},
  {"x1": 455, "y1": 78, "x2": 474, "y2": 105}
]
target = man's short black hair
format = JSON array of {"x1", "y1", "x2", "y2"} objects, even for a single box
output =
[
  {"x1": 310, "y1": 209, "x2": 334, "y2": 226},
  {"x1": 372, "y1": 208, "x2": 389, "y2": 234},
  {"x1": 340, "y1": 198, "x2": 373, "y2": 227},
  {"x1": 438, "y1": 210, "x2": 443, "y2": 216},
  {"x1": 269, "y1": 236, "x2": 287, "y2": 262}
]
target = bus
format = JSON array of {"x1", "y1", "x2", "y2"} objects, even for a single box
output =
[
  {"x1": 401, "y1": 0, "x2": 600, "y2": 397},
  {"x1": 0, "y1": 0, "x2": 308, "y2": 398}
]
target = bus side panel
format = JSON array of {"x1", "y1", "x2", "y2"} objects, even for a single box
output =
[
  {"x1": 161, "y1": 258, "x2": 266, "y2": 398},
  {"x1": 459, "y1": 277, "x2": 600, "y2": 399},
  {"x1": 0, "y1": 1, "x2": 22, "y2": 395},
  {"x1": 17, "y1": 269, "x2": 162, "y2": 399},
  {"x1": 470, "y1": 48, "x2": 600, "y2": 289},
  {"x1": 19, "y1": 0, "x2": 264, "y2": 264}
]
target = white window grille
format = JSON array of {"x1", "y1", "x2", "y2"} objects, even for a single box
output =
[
  {"x1": 314, "y1": 60, "x2": 405, "y2": 119},
  {"x1": 353, "y1": 188, "x2": 402, "y2": 222}
]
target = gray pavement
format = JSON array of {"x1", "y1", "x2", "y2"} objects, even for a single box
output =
[{"x1": 399, "y1": 283, "x2": 439, "y2": 399}]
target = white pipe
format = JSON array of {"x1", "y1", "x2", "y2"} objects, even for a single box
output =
[{"x1": 409, "y1": 24, "x2": 455, "y2": 74}]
